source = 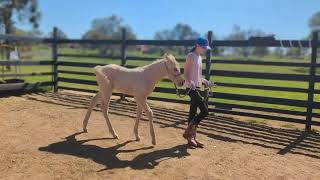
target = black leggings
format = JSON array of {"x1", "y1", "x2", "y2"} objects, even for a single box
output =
[{"x1": 188, "y1": 88, "x2": 209, "y2": 125}]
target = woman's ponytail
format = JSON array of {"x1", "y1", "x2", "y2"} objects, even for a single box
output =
[{"x1": 189, "y1": 46, "x2": 196, "y2": 53}]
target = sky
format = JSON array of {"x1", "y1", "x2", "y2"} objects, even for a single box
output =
[{"x1": 16, "y1": 0, "x2": 320, "y2": 39}]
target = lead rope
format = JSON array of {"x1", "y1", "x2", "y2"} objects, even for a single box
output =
[
  {"x1": 173, "y1": 83, "x2": 191, "y2": 98},
  {"x1": 173, "y1": 83, "x2": 215, "y2": 99}
]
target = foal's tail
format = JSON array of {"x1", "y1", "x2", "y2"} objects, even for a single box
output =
[
  {"x1": 94, "y1": 65, "x2": 104, "y2": 77},
  {"x1": 83, "y1": 65, "x2": 109, "y2": 132}
]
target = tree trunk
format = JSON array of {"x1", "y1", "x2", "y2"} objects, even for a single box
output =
[{"x1": 3, "y1": 9, "x2": 13, "y2": 71}]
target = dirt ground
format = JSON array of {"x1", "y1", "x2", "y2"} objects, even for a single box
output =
[{"x1": 0, "y1": 91, "x2": 320, "y2": 180}]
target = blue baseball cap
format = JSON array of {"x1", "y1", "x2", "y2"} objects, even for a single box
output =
[{"x1": 196, "y1": 38, "x2": 211, "y2": 50}]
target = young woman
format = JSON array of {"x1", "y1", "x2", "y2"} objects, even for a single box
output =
[{"x1": 183, "y1": 37, "x2": 214, "y2": 148}]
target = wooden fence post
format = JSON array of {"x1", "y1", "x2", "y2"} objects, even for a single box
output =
[
  {"x1": 52, "y1": 27, "x2": 58, "y2": 92},
  {"x1": 205, "y1": 31, "x2": 213, "y2": 104},
  {"x1": 305, "y1": 31, "x2": 318, "y2": 131},
  {"x1": 120, "y1": 28, "x2": 127, "y2": 101}
]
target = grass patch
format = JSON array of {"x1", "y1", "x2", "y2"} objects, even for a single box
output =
[
  {"x1": 246, "y1": 119, "x2": 268, "y2": 125},
  {"x1": 281, "y1": 123, "x2": 298, "y2": 129}
]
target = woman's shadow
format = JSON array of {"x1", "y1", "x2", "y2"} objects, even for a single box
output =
[{"x1": 39, "y1": 132, "x2": 190, "y2": 171}]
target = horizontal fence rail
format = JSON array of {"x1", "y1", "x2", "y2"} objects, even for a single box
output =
[
  {"x1": 212, "y1": 40, "x2": 320, "y2": 47},
  {"x1": 59, "y1": 62, "x2": 312, "y2": 82},
  {"x1": 57, "y1": 77, "x2": 317, "y2": 109},
  {"x1": 211, "y1": 70, "x2": 310, "y2": 81},
  {"x1": 0, "y1": 34, "x2": 51, "y2": 43},
  {"x1": 0, "y1": 72, "x2": 53, "y2": 78},
  {"x1": 58, "y1": 61, "x2": 103, "y2": 68},
  {"x1": 0, "y1": 60, "x2": 54, "y2": 66},
  {"x1": 58, "y1": 70, "x2": 94, "y2": 76},
  {"x1": 214, "y1": 82, "x2": 311, "y2": 93},
  {"x1": 58, "y1": 53, "x2": 121, "y2": 59},
  {"x1": 1, "y1": 34, "x2": 320, "y2": 47},
  {"x1": 55, "y1": 39, "x2": 122, "y2": 44},
  {"x1": 211, "y1": 59, "x2": 311, "y2": 67}
]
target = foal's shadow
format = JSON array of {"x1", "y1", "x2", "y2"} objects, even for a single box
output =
[{"x1": 39, "y1": 132, "x2": 190, "y2": 171}]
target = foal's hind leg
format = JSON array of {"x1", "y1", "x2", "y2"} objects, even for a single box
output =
[
  {"x1": 101, "y1": 91, "x2": 119, "y2": 139},
  {"x1": 83, "y1": 92, "x2": 101, "y2": 132},
  {"x1": 98, "y1": 78, "x2": 119, "y2": 139}
]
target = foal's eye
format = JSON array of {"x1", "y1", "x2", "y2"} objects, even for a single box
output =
[{"x1": 174, "y1": 68, "x2": 178, "y2": 72}]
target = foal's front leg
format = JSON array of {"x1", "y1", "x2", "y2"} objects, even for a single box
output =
[{"x1": 135, "y1": 96, "x2": 156, "y2": 145}]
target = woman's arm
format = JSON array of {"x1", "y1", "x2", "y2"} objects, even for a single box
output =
[{"x1": 184, "y1": 56, "x2": 193, "y2": 84}]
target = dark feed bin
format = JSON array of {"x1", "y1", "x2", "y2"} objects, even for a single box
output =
[{"x1": 0, "y1": 79, "x2": 26, "y2": 93}]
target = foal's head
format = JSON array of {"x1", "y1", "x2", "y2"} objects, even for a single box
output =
[{"x1": 163, "y1": 54, "x2": 184, "y2": 87}]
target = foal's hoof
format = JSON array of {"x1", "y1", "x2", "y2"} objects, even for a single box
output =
[
  {"x1": 152, "y1": 140, "x2": 156, "y2": 145},
  {"x1": 83, "y1": 128, "x2": 88, "y2": 133},
  {"x1": 113, "y1": 134, "x2": 119, "y2": 139},
  {"x1": 135, "y1": 136, "x2": 141, "y2": 141}
]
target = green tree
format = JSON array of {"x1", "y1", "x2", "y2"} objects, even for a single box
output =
[
  {"x1": 273, "y1": 47, "x2": 284, "y2": 58},
  {"x1": 27, "y1": 28, "x2": 42, "y2": 37},
  {"x1": 0, "y1": 0, "x2": 40, "y2": 35},
  {"x1": 226, "y1": 25, "x2": 270, "y2": 58},
  {"x1": 155, "y1": 23, "x2": 200, "y2": 40},
  {"x1": 48, "y1": 28, "x2": 68, "y2": 39},
  {"x1": 154, "y1": 23, "x2": 200, "y2": 55},
  {"x1": 225, "y1": 25, "x2": 250, "y2": 57},
  {"x1": 82, "y1": 15, "x2": 136, "y2": 56},
  {"x1": 154, "y1": 30, "x2": 174, "y2": 40},
  {"x1": 286, "y1": 48, "x2": 302, "y2": 58},
  {"x1": 309, "y1": 11, "x2": 320, "y2": 29},
  {"x1": 47, "y1": 28, "x2": 68, "y2": 48},
  {"x1": 11, "y1": 27, "x2": 40, "y2": 53},
  {"x1": 82, "y1": 15, "x2": 136, "y2": 40},
  {"x1": 154, "y1": 29, "x2": 174, "y2": 55},
  {"x1": 250, "y1": 29, "x2": 270, "y2": 57},
  {"x1": 308, "y1": 12, "x2": 320, "y2": 56},
  {"x1": 172, "y1": 23, "x2": 200, "y2": 40},
  {"x1": 0, "y1": 0, "x2": 40, "y2": 69},
  {"x1": 173, "y1": 23, "x2": 200, "y2": 54},
  {"x1": 285, "y1": 36, "x2": 310, "y2": 59}
]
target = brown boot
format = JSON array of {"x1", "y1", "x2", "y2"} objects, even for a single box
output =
[
  {"x1": 182, "y1": 123, "x2": 192, "y2": 139},
  {"x1": 187, "y1": 124, "x2": 197, "y2": 147},
  {"x1": 194, "y1": 125, "x2": 204, "y2": 148}
]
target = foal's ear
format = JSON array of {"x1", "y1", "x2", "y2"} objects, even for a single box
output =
[{"x1": 164, "y1": 54, "x2": 175, "y2": 62}]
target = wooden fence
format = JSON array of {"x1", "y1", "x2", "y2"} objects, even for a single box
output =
[{"x1": 1, "y1": 27, "x2": 319, "y2": 131}]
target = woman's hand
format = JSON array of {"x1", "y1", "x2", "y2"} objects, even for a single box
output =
[
  {"x1": 207, "y1": 81, "x2": 215, "y2": 88},
  {"x1": 202, "y1": 79, "x2": 215, "y2": 88},
  {"x1": 189, "y1": 81, "x2": 196, "y2": 90}
]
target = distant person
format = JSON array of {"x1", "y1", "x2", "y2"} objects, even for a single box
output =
[{"x1": 9, "y1": 46, "x2": 21, "y2": 75}]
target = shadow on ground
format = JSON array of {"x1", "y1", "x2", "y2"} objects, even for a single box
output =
[
  {"x1": 39, "y1": 131, "x2": 190, "y2": 171},
  {"x1": 27, "y1": 92, "x2": 320, "y2": 160}
]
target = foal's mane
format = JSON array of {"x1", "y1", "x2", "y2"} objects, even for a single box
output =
[
  {"x1": 140, "y1": 58, "x2": 165, "y2": 69},
  {"x1": 140, "y1": 54, "x2": 177, "y2": 70}
]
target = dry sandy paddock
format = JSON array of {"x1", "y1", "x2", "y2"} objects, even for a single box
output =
[{"x1": 0, "y1": 91, "x2": 319, "y2": 180}]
